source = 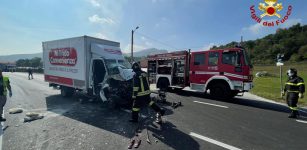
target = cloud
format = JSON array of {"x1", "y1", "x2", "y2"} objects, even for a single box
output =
[
  {"x1": 242, "y1": 18, "x2": 302, "y2": 36},
  {"x1": 94, "y1": 33, "x2": 108, "y2": 39},
  {"x1": 123, "y1": 44, "x2": 148, "y2": 53},
  {"x1": 202, "y1": 43, "x2": 217, "y2": 50},
  {"x1": 88, "y1": 0, "x2": 101, "y2": 7},
  {"x1": 88, "y1": 14, "x2": 115, "y2": 25},
  {"x1": 155, "y1": 17, "x2": 169, "y2": 28},
  {"x1": 280, "y1": 18, "x2": 302, "y2": 28},
  {"x1": 242, "y1": 23, "x2": 263, "y2": 35}
]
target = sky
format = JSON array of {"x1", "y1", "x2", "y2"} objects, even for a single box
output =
[{"x1": 0, "y1": 0, "x2": 306, "y2": 55}]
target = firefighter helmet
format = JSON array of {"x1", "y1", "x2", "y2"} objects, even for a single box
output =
[
  {"x1": 287, "y1": 68, "x2": 297, "y2": 78},
  {"x1": 132, "y1": 62, "x2": 141, "y2": 73}
]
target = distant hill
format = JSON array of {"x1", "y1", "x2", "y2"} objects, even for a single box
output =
[
  {"x1": 0, "y1": 53, "x2": 42, "y2": 62},
  {"x1": 125, "y1": 48, "x2": 168, "y2": 57}
]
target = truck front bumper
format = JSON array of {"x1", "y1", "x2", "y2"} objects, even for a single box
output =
[{"x1": 243, "y1": 82, "x2": 253, "y2": 91}]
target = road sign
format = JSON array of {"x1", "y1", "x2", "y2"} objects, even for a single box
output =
[{"x1": 276, "y1": 62, "x2": 284, "y2": 66}]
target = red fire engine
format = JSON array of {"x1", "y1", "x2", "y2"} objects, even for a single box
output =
[{"x1": 147, "y1": 47, "x2": 253, "y2": 99}]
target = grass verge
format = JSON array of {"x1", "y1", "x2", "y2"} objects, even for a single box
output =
[{"x1": 250, "y1": 61, "x2": 307, "y2": 106}]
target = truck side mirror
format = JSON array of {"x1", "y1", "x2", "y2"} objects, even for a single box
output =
[{"x1": 236, "y1": 52, "x2": 241, "y2": 67}]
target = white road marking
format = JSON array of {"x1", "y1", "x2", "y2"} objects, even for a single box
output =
[
  {"x1": 189, "y1": 132, "x2": 242, "y2": 150},
  {"x1": 193, "y1": 101, "x2": 229, "y2": 108},
  {"x1": 296, "y1": 120, "x2": 307, "y2": 124}
]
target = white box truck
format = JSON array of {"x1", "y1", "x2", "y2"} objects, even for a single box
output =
[{"x1": 43, "y1": 36, "x2": 134, "y2": 105}]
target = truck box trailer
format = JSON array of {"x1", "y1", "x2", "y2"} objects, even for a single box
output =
[{"x1": 43, "y1": 36, "x2": 133, "y2": 104}]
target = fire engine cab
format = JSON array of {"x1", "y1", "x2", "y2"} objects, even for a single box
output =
[{"x1": 147, "y1": 48, "x2": 253, "y2": 99}]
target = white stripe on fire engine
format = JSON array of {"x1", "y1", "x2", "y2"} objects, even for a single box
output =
[
  {"x1": 224, "y1": 73, "x2": 248, "y2": 79},
  {"x1": 193, "y1": 71, "x2": 248, "y2": 79},
  {"x1": 194, "y1": 71, "x2": 219, "y2": 75}
]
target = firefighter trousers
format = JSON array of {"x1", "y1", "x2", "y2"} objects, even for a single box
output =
[
  {"x1": 131, "y1": 94, "x2": 162, "y2": 120},
  {"x1": 0, "y1": 95, "x2": 7, "y2": 117},
  {"x1": 286, "y1": 93, "x2": 299, "y2": 115}
]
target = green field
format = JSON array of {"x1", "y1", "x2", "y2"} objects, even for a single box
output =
[{"x1": 251, "y1": 62, "x2": 307, "y2": 106}]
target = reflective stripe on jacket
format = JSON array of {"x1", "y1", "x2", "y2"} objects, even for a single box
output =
[
  {"x1": 132, "y1": 72, "x2": 150, "y2": 98},
  {"x1": 284, "y1": 76, "x2": 305, "y2": 94}
]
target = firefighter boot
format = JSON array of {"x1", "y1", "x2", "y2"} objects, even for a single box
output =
[
  {"x1": 156, "y1": 112, "x2": 162, "y2": 124},
  {"x1": 288, "y1": 110, "x2": 298, "y2": 118},
  {"x1": 150, "y1": 103, "x2": 165, "y2": 115},
  {"x1": 129, "y1": 111, "x2": 139, "y2": 123}
]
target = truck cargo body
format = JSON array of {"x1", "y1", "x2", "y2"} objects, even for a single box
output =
[{"x1": 43, "y1": 36, "x2": 132, "y2": 101}]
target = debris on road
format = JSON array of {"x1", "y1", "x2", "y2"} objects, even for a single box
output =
[
  {"x1": 24, "y1": 112, "x2": 44, "y2": 122},
  {"x1": 134, "y1": 139, "x2": 141, "y2": 148},
  {"x1": 9, "y1": 108, "x2": 23, "y2": 114},
  {"x1": 171, "y1": 101, "x2": 182, "y2": 109},
  {"x1": 26, "y1": 112, "x2": 40, "y2": 117},
  {"x1": 128, "y1": 139, "x2": 135, "y2": 149}
]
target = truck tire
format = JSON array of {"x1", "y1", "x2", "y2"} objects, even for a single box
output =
[
  {"x1": 230, "y1": 91, "x2": 239, "y2": 98},
  {"x1": 61, "y1": 86, "x2": 74, "y2": 97},
  {"x1": 209, "y1": 83, "x2": 231, "y2": 100}
]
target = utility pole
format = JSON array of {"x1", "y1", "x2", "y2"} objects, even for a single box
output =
[{"x1": 131, "y1": 26, "x2": 139, "y2": 62}]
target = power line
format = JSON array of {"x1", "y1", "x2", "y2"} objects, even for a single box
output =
[{"x1": 134, "y1": 32, "x2": 179, "y2": 50}]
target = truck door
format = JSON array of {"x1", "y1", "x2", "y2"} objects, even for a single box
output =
[
  {"x1": 221, "y1": 50, "x2": 243, "y2": 80},
  {"x1": 90, "y1": 59, "x2": 106, "y2": 95},
  {"x1": 189, "y1": 52, "x2": 207, "y2": 84}
]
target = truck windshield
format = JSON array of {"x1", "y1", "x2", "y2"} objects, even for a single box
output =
[
  {"x1": 105, "y1": 59, "x2": 118, "y2": 75},
  {"x1": 118, "y1": 59, "x2": 131, "y2": 69},
  {"x1": 222, "y1": 51, "x2": 239, "y2": 66}
]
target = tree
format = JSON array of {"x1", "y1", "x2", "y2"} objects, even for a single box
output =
[
  {"x1": 298, "y1": 45, "x2": 307, "y2": 59},
  {"x1": 289, "y1": 53, "x2": 303, "y2": 62},
  {"x1": 30, "y1": 57, "x2": 42, "y2": 68}
]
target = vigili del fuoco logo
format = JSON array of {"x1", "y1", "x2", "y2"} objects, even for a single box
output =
[{"x1": 250, "y1": 0, "x2": 292, "y2": 27}]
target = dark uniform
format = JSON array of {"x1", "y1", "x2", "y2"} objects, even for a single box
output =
[
  {"x1": 28, "y1": 68, "x2": 33, "y2": 80},
  {"x1": 283, "y1": 68, "x2": 305, "y2": 118},
  {"x1": 0, "y1": 69, "x2": 12, "y2": 122},
  {"x1": 130, "y1": 62, "x2": 164, "y2": 123}
]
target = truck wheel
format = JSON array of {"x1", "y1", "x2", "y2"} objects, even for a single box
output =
[
  {"x1": 61, "y1": 86, "x2": 74, "y2": 97},
  {"x1": 230, "y1": 91, "x2": 239, "y2": 98},
  {"x1": 209, "y1": 83, "x2": 231, "y2": 100}
]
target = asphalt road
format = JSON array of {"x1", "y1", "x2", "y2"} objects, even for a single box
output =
[{"x1": 2, "y1": 72, "x2": 307, "y2": 150}]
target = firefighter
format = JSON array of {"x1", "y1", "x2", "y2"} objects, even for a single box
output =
[
  {"x1": 282, "y1": 68, "x2": 305, "y2": 118},
  {"x1": 28, "y1": 68, "x2": 33, "y2": 80},
  {"x1": 130, "y1": 62, "x2": 165, "y2": 124},
  {"x1": 0, "y1": 69, "x2": 13, "y2": 122}
]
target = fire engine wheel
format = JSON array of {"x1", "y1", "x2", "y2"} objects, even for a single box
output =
[
  {"x1": 209, "y1": 83, "x2": 231, "y2": 100},
  {"x1": 60, "y1": 86, "x2": 74, "y2": 97}
]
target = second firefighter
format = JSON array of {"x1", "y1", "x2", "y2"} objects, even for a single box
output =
[
  {"x1": 282, "y1": 68, "x2": 305, "y2": 118},
  {"x1": 130, "y1": 62, "x2": 165, "y2": 124}
]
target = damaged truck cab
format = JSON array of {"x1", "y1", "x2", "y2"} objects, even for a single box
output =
[{"x1": 43, "y1": 36, "x2": 134, "y2": 105}]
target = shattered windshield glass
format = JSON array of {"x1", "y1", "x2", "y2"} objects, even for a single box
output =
[
  {"x1": 118, "y1": 59, "x2": 131, "y2": 69},
  {"x1": 105, "y1": 59, "x2": 118, "y2": 75}
]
